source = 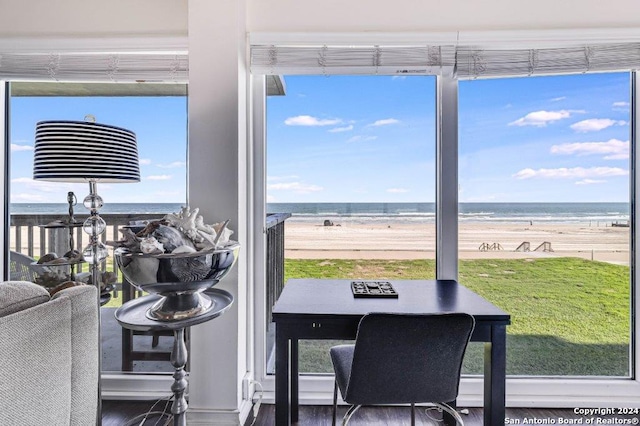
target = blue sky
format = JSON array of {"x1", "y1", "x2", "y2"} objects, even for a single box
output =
[
  {"x1": 9, "y1": 72, "x2": 631, "y2": 205},
  {"x1": 459, "y1": 72, "x2": 630, "y2": 203},
  {"x1": 10, "y1": 95, "x2": 188, "y2": 204},
  {"x1": 267, "y1": 73, "x2": 630, "y2": 203}
]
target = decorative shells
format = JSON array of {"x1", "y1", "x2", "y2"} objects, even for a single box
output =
[
  {"x1": 37, "y1": 253, "x2": 58, "y2": 264},
  {"x1": 172, "y1": 245, "x2": 197, "y2": 254},
  {"x1": 62, "y1": 249, "x2": 83, "y2": 263},
  {"x1": 165, "y1": 206, "x2": 233, "y2": 250},
  {"x1": 107, "y1": 228, "x2": 141, "y2": 252},
  {"x1": 37, "y1": 250, "x2": 84, "y2": 265},
  {"x1": 110, "y1": 206, "x2": 235, "y2": 255},
  {"x1": 140, "y1": 237, "x2": 165, "y2": 255},
  {"x1": 150, "y1": 225, "x2": 195, "y2": 253}
]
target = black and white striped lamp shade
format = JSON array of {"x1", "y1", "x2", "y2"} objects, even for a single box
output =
[{"x1": 33, "y1": 120, "x2": 140, "y2": 183}]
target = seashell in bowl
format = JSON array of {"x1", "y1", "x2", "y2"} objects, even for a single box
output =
[{"x1": 37, "y1": 253, "x2": 58, "y2": 264}]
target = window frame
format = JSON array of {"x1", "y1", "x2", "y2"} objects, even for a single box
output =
[
  {"x1": 250, "y1": 68, "x2": 640, "y2": 408},
  {"x1": 0, "y1": 34, "x2": 188, "y2": 399}
]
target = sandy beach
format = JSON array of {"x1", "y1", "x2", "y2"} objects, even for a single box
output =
[
  {"x1": 9, "y1": 218, "x2": 631, "y2": 266},
  {"x1": 283, "y1": 221, "x2": 630, "y2": 265}
]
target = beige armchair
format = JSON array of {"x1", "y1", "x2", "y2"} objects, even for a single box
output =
[{"x1": 0, "y1": 281, "x2": 98, "y2": 425}]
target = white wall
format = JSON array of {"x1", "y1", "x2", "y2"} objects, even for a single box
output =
[
  {"x1": 247, "y1": 0, "x2": 640, "y2": 32},
  {"x1": 0, "y1": 0, "x2": 187, "y2": 37},
  {"x1": 3, "y1": 0, "x2": 640, "y2": 39}
]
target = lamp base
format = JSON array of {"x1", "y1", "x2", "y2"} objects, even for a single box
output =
[{"x1": 147, "y1": 292, "x2": 215, "y2": 321}]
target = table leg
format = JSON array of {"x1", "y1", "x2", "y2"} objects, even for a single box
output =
[
  {"x1": 275, "y1": 326, "x2": 290, "y2": 425},
  {"x1": 484, "y1": 325, "x2": 507, "y2": 426},
  {"x1": 291, "y1": 339, "x2": 299, "y2": 422},
  {"x1": 171, "y1": 328, "x2": 188, "y2": 426}
]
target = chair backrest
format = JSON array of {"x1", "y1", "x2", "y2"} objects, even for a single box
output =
[
  {"x1": 9, "y1": 251, "x2": 47, "y2": 282},
  {"x1": 344, "y1": 312, "x2": 475, "y2": 405}
]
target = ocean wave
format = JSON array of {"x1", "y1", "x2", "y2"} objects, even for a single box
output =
[{"x1": 288, "y1": 212, "x2": 630, "y2": 225}]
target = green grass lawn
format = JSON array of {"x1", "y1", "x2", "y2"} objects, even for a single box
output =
[{"x1": 284, "y1": 257, "x2": 631, "y2": 377}]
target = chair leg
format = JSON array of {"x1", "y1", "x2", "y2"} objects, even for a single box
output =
[
  {"x1": 342, "y1": 405, "x2": 361, "y2": 426},
  {"x1": 434, "y1": 402, "x2": 465, "y2": 426},
  {"x1": 332, "y1": 380, "x2": 338, "y2": 426},
  {"x1": 411, "y1": 403, "x2": 416, "y2": 426}
]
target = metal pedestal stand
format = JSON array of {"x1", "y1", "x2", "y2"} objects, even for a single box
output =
[{"x1": 115, "y1": 287, "x2": 234, "y2": 426}]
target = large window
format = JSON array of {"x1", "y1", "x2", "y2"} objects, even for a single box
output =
[
  {"x1": 265, "y1": 75, "x2": 437, "y2": 373},
  {"x1": 8, "y1": 82, "x2": 188, "y2": 374},
  {"x1": 458, "y1": 73, "x2": 631, "y2": 377}
]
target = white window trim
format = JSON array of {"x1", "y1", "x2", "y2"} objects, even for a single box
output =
[
  {"x1": 250, "y1": 30, "x2": 640, "y2": 408},
  {"x1": 1, "y1": 81, "x2": 7, "y2": 282}
]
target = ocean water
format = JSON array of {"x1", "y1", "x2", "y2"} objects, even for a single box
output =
[
  {"x1": 10, "y1": 202, "x2": 630, "y2": 225},
  {"x1": 267, "y1": 202, "x2": 630, "y2": 225},
  {"x1": 10, "y1": 203, "x2": 185, "y2": 215}
]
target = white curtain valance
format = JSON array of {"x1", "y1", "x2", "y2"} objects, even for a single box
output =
[
  {"x1": 251, "y1": 41, "x2": 640, "y2": 79},
  {"x1": 455, "y1": 43, "x2": 640, "y2": 79},
  {"x1": 4, "y1": 41, "x2": 640, "y2": 82},
  {"x1": 250, "y1": 44, "x2": 456, "y2": 75},
  {"x1": 0, "y1": 52, "x2": 188, "y2": 83}
]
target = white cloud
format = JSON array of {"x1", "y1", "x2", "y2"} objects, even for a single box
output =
[
  {"x1": 347, "y1": 135, "x2": 378, "y2": 143},
  {"x1": 145, "y1": 175, "x2": 172, "y2": 181},
  {"x1": 550, "y1": 139, "x2": 629, "y2": 160},
  {"x1": 139, "y1": 158, "x2": 152, "y2": 165},
  {"x1": 266, "y1": 195, "x2": 277, "y2": 203},
  {"x1": 11, "y1": 177, "x2": 72, "y2": 193},
  {"x1": 575, "y1": 179, "x2": 607, "y2": 185},
  {"x1": 551, "y1": 96, "x2": 567, "y2": 102},
  {"x1": 513, "y1": 166, "x2": 628, "y2": 180},
  {"x1": 613, "y1": 101, "x2": 630, "y2": 108},
  {"x1": 284, "y1": 115, "x2": 342, "y2": 126},
  {"x1": 11, "y1": 193, "x2": 47, "y2": 202},
  {"x1": 329, "y1": 125, "x2": 354, "y2": 133},
  {"x1": 268, "y1": 182, "x2": 323, "y2": 194},
  {"x1": 391, "y1": 76, "x2": 407, "y2": 80},
  {"x1": 157, "y1": 161, "x2": 186, "y2": 169},
  {"x1": 11, "y1": 177, "x2": 33, "y2": 183},
  {"x1": 11, "y1": 144, "x2": 33, "y2": 152},
  {"x1": 508, "y1": 110, "x2": 580, "y2": 127},
  {"x1": 369, "y1": 118, "x2": 400, "y2": 127},
  {"x1": 268, "y1": 175, "x2": 300, "y2": 182},
  {"x1": 570, "y1": 118, "x2": 627, "y2": 133},
  {"x1": 154, "y1": 190, "x2": 180, "y2": 197},
  {"x1": 387, "y1": 188, "x2": 409, "y2": 193}
]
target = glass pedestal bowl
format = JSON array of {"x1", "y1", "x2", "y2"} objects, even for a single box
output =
[{"x1": 115, "y1": 242, "x2": 240, "y2": 321}]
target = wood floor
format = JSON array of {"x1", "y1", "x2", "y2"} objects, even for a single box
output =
[{"x1": 102, "y1": 401, "x2": 639, "y2": 425}]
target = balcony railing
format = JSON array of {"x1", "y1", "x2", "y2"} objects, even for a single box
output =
[
  {"x1": 10, "y1": 213, "x2": 164, "y2": 275},
  {"x1": 9, "y1": 213, "x2": 290, "y2": 303},
  {"x1": 265, "y1": 213, "x2": 291, "y2": 325}
]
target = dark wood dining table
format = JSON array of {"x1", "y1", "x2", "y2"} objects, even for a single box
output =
[{"x1": 272, "y1": 279, "x2": 511, "y2": 426}]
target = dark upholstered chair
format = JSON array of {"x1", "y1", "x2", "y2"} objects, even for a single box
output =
[{"x1": 329, "y1": 312, "x2": 475, "y2": 426}]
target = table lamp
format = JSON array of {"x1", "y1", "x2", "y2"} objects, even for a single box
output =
[
  {"x1": 33, "y1": 118, "x2": 140, "y2": 423},
  {"x1": 34, "y1": 119, "x2": 140, "y2": 280}
]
